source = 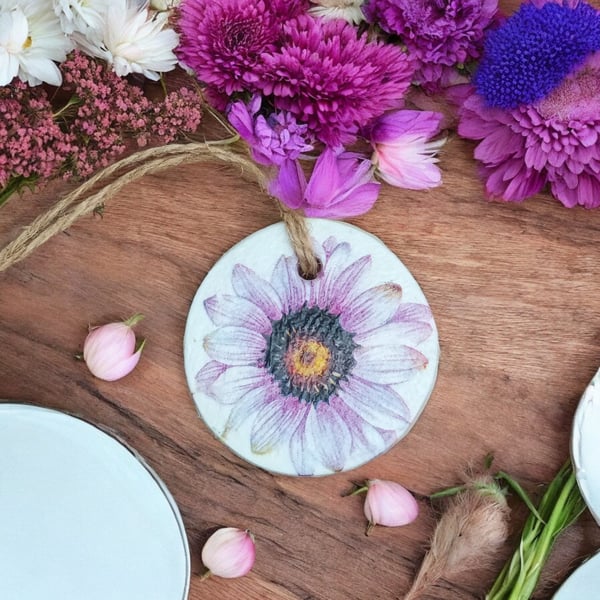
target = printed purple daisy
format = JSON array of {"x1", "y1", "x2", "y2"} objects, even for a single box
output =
[{"x1": 192, "y1": 233, "x2": 437, "y2": 475}]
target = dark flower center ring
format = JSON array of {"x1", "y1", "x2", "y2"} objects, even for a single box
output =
[{"x1": 264, "y1": 305, "x2": 357, "y2": 405}]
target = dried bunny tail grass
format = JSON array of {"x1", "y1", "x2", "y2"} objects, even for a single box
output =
[{"x1": 404, "y1": 475, "x2": 510, "y2": 600}]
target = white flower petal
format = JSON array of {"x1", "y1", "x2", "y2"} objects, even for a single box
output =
[
  {"x1": 337, "y1": 376, "x2": 410, "y2": 429},
  {"x1": 317, "y1": 241, "x2": 351, "y2": 308},
  {"x1": 353, "y1": 344, "x2": 429, "y2": 384},
  {"x1": 204, "y1": 294, "x2": 272, "y2": 333},
  {"x1": 326, "y1": 255, "x2": 372, "y2": 314},
  {"x1": 250, "y1": 396, "x2": 305, "y2": 455},
  {"x1": 223, "y1": 385, "x2": 275, "y2": 437},
  {"x1": 339, "y1": 283, "x2": 403, "y2": 334},
  {"x1": 0, "y1": 48, "x2": 19, "y2": 85},
  {"x1": 209, "y1": 365, "x2": 271, "y2": 405},
  {"x1": 303, "y1": 402, "x2": 352, "y2": 472},
  {"x1": 232, "y1": 264, "x2": 282, "y2": 321},
  {"x1": 355, "y1": 320, "x2": 433, "y2": 347},
  {"x1": 204, "y1": 326, "x2": 266, "y2": 365},
  {"x1": 195, "y1": 361, "x2": 227, "y2": 393},
  {"x1": 271, "y1": 256, "x2": 306, "y2": 313},
  {"x1": 289, "y1": 414, "x2": 319, "y2": 476}
]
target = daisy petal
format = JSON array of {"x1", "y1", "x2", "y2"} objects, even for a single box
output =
[
  {"x1": 304, "y1": 402, "x2": 352, "y2": 472},
  {"x1": 318, "y1": 241, "x2": 351, "y2": 307},
  {"x1": 353, "y1": 345, "x2": 429, "y2": 384},
  {"x1": 251, "y1": 396, "x2": 305, "y2": 454},
  {"x1": 327, "y1": 255, "x2": 372, "y2": 314},
  {"x1": 209, "y1": 365, "x2": 271, "y2": 405},
  {"x1": 355, "y1": 320, "x2": 433, "y2": 347},
  {"x1": 232, "y1": 264, "x2": 282, "y2": 321},
  {"x1": 204, "y1": 326, "x2": 266, "y2": 365},
  {"x1": 337, "y1": 376, "x2": 410, "y2": 428},
  {"x1": 339, "y1": 283, "x2": 403, "y2": 334},
  {"x1": 289, "y1": 414, "x2": 319, "y2": 476},
  {"x1": 204, "y1": 294, "x2": 272, "y2": 333},
  {"x1": 329, "y1": 397, "x2": 387, "y2": 456},
  {"x1": 223, "y1": 385, "x2": 275, "y2": 437},
  {"x1": 394, "y1": 303, "x2": 432, "y2": 323},
  {"x1": 195, "y1": 361, "x2": 227, "y2": 393},
  {"x1": 271, "y1": 256, "x2": 306, "y2": 312}
]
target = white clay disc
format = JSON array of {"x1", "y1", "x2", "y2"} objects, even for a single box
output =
[
  {"x1": 184, "y1": 219, "x2": 440, "y2": 476},
  {"x1": 0, "y1": 404, "x2": 190, "y2": 600},
  {"x1": 572, "y1": 367, "x2": 600, "y2": 525},
  {"x1": 553, "y1": 551, "x2": 600, "y2": 599}
]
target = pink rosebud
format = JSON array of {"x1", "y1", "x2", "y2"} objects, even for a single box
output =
[
  {"x1": 83, "y1": 314, "x2": 145, "y2": 381},
  {"x1": 370, "y1": 110, "x2": 446, "y2": 190},
  {"x1": 201, "y1": 527, "x2": 255, "y2": 579},
  {"x1": 363, "y1": 479, "x2": 419, "y2": 534}
]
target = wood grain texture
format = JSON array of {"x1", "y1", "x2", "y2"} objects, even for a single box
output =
[{"x1": 2, "y1": 3, "x2": 600, "y2": 597}]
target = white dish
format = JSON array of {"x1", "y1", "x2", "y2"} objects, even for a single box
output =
[
  {"x1": 553, "y1": 551, "x2": 600, "y2": 599},
  {"x1": 571, "y1": 367, "x2": 600, "y2": 525},
  {"x1": 0, "y1": 404, "x2": 190, "y2": 600}
]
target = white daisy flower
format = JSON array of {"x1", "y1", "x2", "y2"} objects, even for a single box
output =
[
  {"x1": 53, "y1": 0, "x2": 106, "y2": 35},
  {"x1": 73, "y1": 0, "x2": 178, "y2": 81},
  {"x1": 0, "y1": 0, "x2": 72, "y2": 87},
  {"x1": 309, "y1": 0, "x2": 366, "y2": 25}
]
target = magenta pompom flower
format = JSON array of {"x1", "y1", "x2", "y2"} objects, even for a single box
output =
[
  {"x1": 258, "y1": 15, "x2": 415, "y2": 145},
  {"x1": 363, "y1": 0, "x2": 498, "y2": 90},
  {"x1": 177, "y1": 0, "x2": 306, "y2": 96},
  {"x1": 458, "y1": 1, "x2": 600, "y2": 207}
]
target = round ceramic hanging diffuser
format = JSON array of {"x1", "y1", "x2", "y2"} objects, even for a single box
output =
[
  {"x1": 0, "y1": 404, "x2": 190, "y2": 600},
  {"x1": 184, "y1": 219, "x2": 440, "y2": 476}
]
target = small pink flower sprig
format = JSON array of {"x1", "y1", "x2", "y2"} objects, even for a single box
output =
[{"x1": 0, "y1": 51, "x2": 203, "y2": 207}]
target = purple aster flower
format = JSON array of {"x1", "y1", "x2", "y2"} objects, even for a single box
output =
[
  {"x1": 458, "y1": 51, "x2": 600, "y2": 207},
  {"x1": 370, "y1": 110, "x2": 445, "y2": 189},
  {"x1": 227, "y1": 96, "x2": 313, "y2": 166},
  {"x1": 474, "y1": 0, "x2": 600, "y2": 109},
  {"x1": 258, "y1": 15, "x2": 415, "y2": 145},
  {"x1": 196, "y1": 236, "x2": 434, "y2": 475},
  {"x1": 270, "y1": 149, "x2": 381, "y2": 218},
  {"x1": 363, "y1": 0, "x2": 498, "y2": 90},
  {"x1": 176, "y1": 0, "x2": 307, "y2": 96}
]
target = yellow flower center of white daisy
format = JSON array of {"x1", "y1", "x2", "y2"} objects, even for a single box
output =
[{"x1": 287, "y1": 339, "x2": 331, "y2": 379}]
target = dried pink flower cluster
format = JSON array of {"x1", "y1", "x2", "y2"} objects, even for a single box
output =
[
  {"x1": 61, "y1": 52, "x2": 203, "y2": 177},
  {"x1": 0, "y1": 81, "x2": 74, "y2": 189},
  {"x1": 0, "y1": 52, "x2": 203, "y2": 198}
]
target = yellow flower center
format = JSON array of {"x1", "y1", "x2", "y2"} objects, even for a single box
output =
[
  {"x1": 287, "y1": 339, "x2": 331, "y2": 379},
  {"x1": 23, "y1": 36, "x2": 32, "y2": 49}
]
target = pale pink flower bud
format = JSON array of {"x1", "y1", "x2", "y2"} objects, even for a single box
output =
[
  {"x1": 83, "y1": 314, "x2": 145, "y2": 381},
  {"x1": 201, "y1": 527, "x2": 255, "y2": 579},
  {"x1": 364, "y1": 479, "x2": 419, "y2": 533}
]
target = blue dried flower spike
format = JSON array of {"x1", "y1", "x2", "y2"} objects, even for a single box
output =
[{"x1": 474, "y1": 1, "x2": 600, "y2": 109}]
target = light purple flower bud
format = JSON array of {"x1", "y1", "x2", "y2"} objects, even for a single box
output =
[
  {"x1": 270, "y1": 148, "x2": 380, "y2": 218},
  {"x1": 82, "y1": 314, "x2": 145, "y2": 381},
  {"x1": 370, "y1": 109, "x2": 445, "y2": 190},
  {"x1": 201, "y1": 527, "x2": 256, "y2": 579}
]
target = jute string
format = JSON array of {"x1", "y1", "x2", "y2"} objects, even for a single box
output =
[{"x1": 0, "y1": 142, "x2": 320, "y2": 277}]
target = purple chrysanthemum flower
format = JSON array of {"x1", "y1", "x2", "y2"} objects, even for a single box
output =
[
  {"x1": 257, "y1": 15, "x2": 415, "y2": 145},
  {"x1": 363, "y1": 0, "x2": 498, "y2": 89},
  {"x1": 458, "y1": 51, "x2": 600, "y2": 207},
  {"x1": 196, "y1": 236, "x2": 434, "y2": 475},
  {"x1": 176, "y1": 0, "x2": 307, "y2": 96},
  {"x1": 474, "y1": 0, "x2": 600, "y2": 108},
  {"x1": 228, "y1": 95, "x2": 313, "y2": 166}
]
